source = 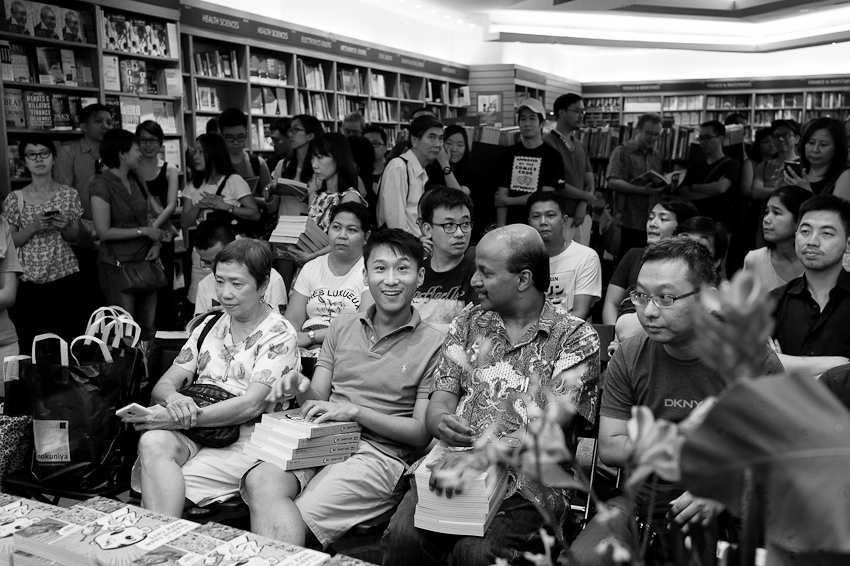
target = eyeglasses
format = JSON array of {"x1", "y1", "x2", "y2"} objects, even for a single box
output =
[
  {"x1": 138, "y1": 138, "x2": 160, "y2": 146},
  {"x1": 24, "y1": 150, "x2": 51, "y2": 161},
  {"x1": 567, "y1": 108, "x2": 586, "y2": 115},
  {"x1": 772, "y1": 132, "x2": 795, "y2": 141},
  {"x1": 697, "y1": 135, "x2": 719, "y2": 143},
  {"x1": 288, "y1": 127, "x2": 306, "y2": 135},
  {"x1": 223, "y1": 134, "x2": 247, "y2": 143},
  {"x1": 630, "y1": 289, "x2": 700, "y2": 308},
  {"x1": 370, "y1": 141, "x2": 385, "y2": 148},
  {"x1": 431, "y1": 221, "x2": 473, "y2": 234}
]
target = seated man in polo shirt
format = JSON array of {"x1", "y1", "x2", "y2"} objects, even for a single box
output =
[
  {"x1": 242, "y1": 229, "x2": 445, "y2": 549},
  {"x1": 770, "y1": 194, "x2": 850, "y2": 376},
  {"x1": 382, "y1": 224, "x2": 599, "y2": 566}
]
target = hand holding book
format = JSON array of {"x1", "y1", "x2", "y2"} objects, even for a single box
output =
[{"x1": 300, "y1": 399, "x2": 360, "y2": 424}]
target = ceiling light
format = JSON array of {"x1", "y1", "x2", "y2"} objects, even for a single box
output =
[
  {"x1": 469, "y1": 23, "x2": 475, "y2": 28},
  {"x1": 430, "y1": 9, "x2": 436, "y2": 13},
  {"x1": 415, "y1": 3, "x2": 421, "y2": 7},
  {"x1": 445, "y1": 14, "x2": 451, "y2": 19}
]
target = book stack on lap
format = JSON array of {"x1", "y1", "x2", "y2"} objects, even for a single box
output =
[
  {"x1": 11, "y1": 496, "x2": 331, "y2": 566},
  {"x1": 269, "y1": 216, "x2": 329, "y2": 256},
  {"x1": 244, "y1": 409, "x2": 362, "y2": 471},
  {"x1": 413, "y1": 444, "x2": 509, "y2": 537}
]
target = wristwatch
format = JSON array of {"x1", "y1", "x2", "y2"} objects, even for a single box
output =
[
  {"x1": 227, "y1": 205, "x2": 234, "y2": 214},
  {"x1": 307, "y1": 330, "x2": 316, "y2": 345},
  {"x1": 442, "y1": 166, "x2": 452, "y2": 175},
  {"x1": 136, "y1": 228, "x2": 142, "y2": 236}
]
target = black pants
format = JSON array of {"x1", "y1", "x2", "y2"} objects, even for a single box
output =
[{"x1": 12, "y1": 273, "x2": 83, "y2": 353}]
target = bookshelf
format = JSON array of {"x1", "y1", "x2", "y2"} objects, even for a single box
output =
[
  {"x1": 467, "y1": 64, "x2": 551, "y2": 128},
  {"x1": 0, "y1": 0, "x2": 184, "y2": 193},
  {"x1": 178, "y1": 0, "x2": 469, "y2": 152}
]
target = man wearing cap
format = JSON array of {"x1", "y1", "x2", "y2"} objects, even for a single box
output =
[
  {"x1": 544, "y1": 93, "x2": 597, "y2": 246},
  {"x1": 495, "y1": 98, "x2": 564, "y2": 226}
]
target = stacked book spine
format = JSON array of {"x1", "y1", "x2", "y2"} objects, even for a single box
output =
[{"x1": 244, "y1": 409, "x2": 362, "y2": 471}]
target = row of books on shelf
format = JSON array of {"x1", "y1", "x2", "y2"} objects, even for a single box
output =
[
  {"x1": 4, "y1": 90, "x2": 92, "y2": 131},
  {"x1": 337, "y1": 67, "x2": 365, "y2": 95},
  {"x1": 337, "y1": 95, "x2": 364, "y2": 121},
  {"x1": 369, "y1": 99, "x2": 396, "y2": 123},
  {"x1": 1, "y1": 0, "x2": 88, "y2": 42},
  {"x1": 251, "y1": 118, "x2": 274, "y2": 151},
  {"x1": 297, "y1": 59, "x2": 326, "y2": 91},
  {"x1": 299, "y1": 91, "x2": 331, "y2": 120},
  {"x1": 0, "y1": 492, "x2": 362, "y2": 566},
  {"x1": 251, "y1": 86, "x2": 289, "y2": 118},
  {"x1": 194, "y1": 48, "x2": 240, "y2": 80},
  {"x1": 663, "y1": 111, "x2": 701, "y2": 126},
  {"x1": 103, "y1": 55, "x2": 181, "y2": 96},
  {"x1": 806, "y1": 91, "x2": 846, "y2": 110},
  {"x1": 662, "y1": 95, "x2": 703, "y2": 111},
  {"x1": 425, "y1": 82, "x2": 469, "y2": 106},
  {"x1": 101, "y1": 10, "x2": 177, "y2": 58},
  {"x1": 370, "y1": 73, "x2": 387, "y2": 98},
  {"x1": 586, "y1": 97, "x2": 622, "y2": 112},
  {"x1": 753, "y1": 109, "x2": 802, "y2": 125},
  {"x1": 755, "y1": 93, "x2": 802, "y2": 109},
  {"x1": 478, "y1": 125, "x2": 520, "y2": 146},
  {"x1": 1, "y1": 41, "x2": 94, "y2": 87},
  {"x1": 249, "y1": 53, "x2": 286, "y2": 83},
  {"x1": 706, "y1": 94, "x2": 750, "y2": 110}
]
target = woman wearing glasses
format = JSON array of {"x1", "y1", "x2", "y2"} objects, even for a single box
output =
[
  {"x1": 284, "y1": 203, "x2": 370, "y2": 358},
  {"x1": 3, "y1": 138, "x2": 80, "y2": 350}
]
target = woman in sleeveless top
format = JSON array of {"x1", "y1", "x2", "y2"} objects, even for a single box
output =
[{"x1": 785, "y1": 117, "x2": 850, "y2": 200}]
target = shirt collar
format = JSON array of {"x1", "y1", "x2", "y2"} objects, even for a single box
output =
[
  {"x1": 80, "y1": 138, "x2": 94, "y2": 154},
  {"x1": 358, "y1": 304, "x2": 422, "y2": 334},
  {"x1": 477, "y1": 299, "x2": 557, "y2": 342},
  {"x1": 788, "y1": 270, "x2": 850, "y2": 295},
  {"x1": 552, "y1": 128, "x2": 572, "y2": 144},
  {"x1": 626, "y1": 139, "x2": 654, "y2": 155},
  {"x1": 401, "y1": 149, "x2": 426, "y2": 177}
]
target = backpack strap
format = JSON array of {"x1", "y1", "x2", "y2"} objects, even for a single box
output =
[
  {"x1": 249, "y1": 153, "x2": 261, "y2": 177},
  {"x1": 398, "y1": 156, "x2": 411, "y2": 199},
  {"x1": 215, "y1": 175, "x2": 232, "y2": 196}
]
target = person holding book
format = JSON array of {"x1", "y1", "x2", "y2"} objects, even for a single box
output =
[
  {"x1": 377, "y1": 115, "x2": 445, "y2": 237},
  {"x1": 743, "y1": 186, "x2": 808, "y2": 292},
  {"x1": 193, "y1": 219, "x2": 287, "y2": 316},
  {"x1": 3, "y1": 139, "x2": 82, "y2": 349},
  {"x1": 494, "y1": 98, "x2": 564, "y2": 226},
  {"x1": 381, "y1": 223, "x2": 599, "y2": 566},
  {"x1": 242, "y1": 229, "x2": 445, "y2": 549},
  {"x1": 285, "y1": 202, "x2": 370, "y2": 358},
  {"x1": 90, "y1": 129, "x2": 164, "y2": 341},
  {"x1": 123, "y1": 238, "x2": 299, "y2": 517},
  {"x1": 182, "y1": 133, "x2": 260, "y2": 304},
  {"x1": 286, "y1": 133, "x2": 366, "y2": 265}
]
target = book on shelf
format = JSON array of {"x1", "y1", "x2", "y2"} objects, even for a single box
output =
[
  {"x1": 50, "y1": 93, "x2": 72, "y2": 130},
  {"x1": 196, "y1": 86, "x2": 220, "y2": 112},
  {"x1": 102, "y1": 55, "x2": 120, "y2": 91},
  {"x1": 370, "y1": 73, "x2": 387, "y2": 98},
  {"x1": 162, "y1": 139, "x2": 181, "y2": 172},
  {"x1": 220, "y1": 51, "x2": 233, "y2": 78},
  {"x1": 0, "y1": 40, "x2": 11, "y2": 81},
  {"x1": 229, "y1": 50, "x2": 240, "y2": 80},
  {"x1": 156, "y1": 67, "x2": 182, "y2": 96},
  {"x1": 101, "y1": 12, "x2": 171, "y2": 57},
  {"x1": 119, "y1": 59, "x2": 147, "y2": 94},
  {"x1": 34, "y1": 47, "x2": 62, "y2": 85},
  {"x1": 58, "y1": 7, "x2": 87, "y2": 43},
  {"x1": 276, "y1": 88, "x2": 288, "y2": 116},
  {"x1": 195, "y1": 115, "x2": 213, "y2": 135},
  {"x1": 296, "y1": 59, "x2": 326, "y2": 90},
  {"x1": 413, "y1": 443, "x2": 509, "y2": 537},
  {"x1": 152, "y1": 100, "x2": 177, "y2": 133},
  {"x1": 267, "y1": 56, "x2": 285, "y2": 81},
  {"x1": 104, "y1": 94, "x2": 121, "y2": 130},
  {"x1": 337, "y1": 67, "x2": 364, "y2": 95},
  {"x1": 68, "y1": 95, "x2": 98, "y2": 129},
  {"x1": 450, "y1": 86, "x2": 470, "y2": 106},
  {"x1": 4, "y1": 88, "x2": 26, "y2": 128},
  {"x1": 7, "y1": 144, "x2": 26, "y2": 178},
  {"x1": 401, "y1": 80, "x2": 412, "y2": 100},
  {"x1": 262, "y1": 87, "x2": 278, "y2": 115},
  {"x1": 60, "y1": 49, "x2": 76, "y2": 86},
  {"x1": 260, "y1": 409, "x2": 361, "y2": 439},
  {"x1": 28, "y1": 3, "x2": 59, "y2": 39},
  {"x1": 119, "y1": 95, "x2": 141, "y2": 132},
  {"x1": 10, "y1": 42, "x2": 31, "y2": 82},
  {"x1": 75, "y1": 57, "x2": 93, "y2": 87},
  {"x1": 251, "y1": 118, "x2": 271, "y2": 151},
  {"x1": 24, "y1": 90, "x2": 52, "y2": 130}
]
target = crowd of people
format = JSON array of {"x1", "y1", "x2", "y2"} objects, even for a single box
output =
[{"x1": 3, "y1": 94, "x2": 849, "y2": 564}]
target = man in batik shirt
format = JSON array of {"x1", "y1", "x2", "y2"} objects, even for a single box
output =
[{"x1": 382, "y1": 224, "x2": 600, "y2": 566}]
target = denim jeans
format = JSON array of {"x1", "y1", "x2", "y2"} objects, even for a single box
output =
[
  {"x1": 381, "y1": 478, "x2": 547, "y2": 566},
  {"x1": 97, "y1": 262, "x2": 158, "y2": 340}
]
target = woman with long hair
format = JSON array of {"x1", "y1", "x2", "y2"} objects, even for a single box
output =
[
  {"x1": 744, "y1": 185, "x2": 810, "y2": 292},
  {"x1": 786, "y1": 117, "x2": 850, "y2": 199},
  {"x1": 263, "y1": 114, "x2": 324, "y2": 218},
  {"x1": 749, "y1": 120, "x2": 799, "y2": 248}
]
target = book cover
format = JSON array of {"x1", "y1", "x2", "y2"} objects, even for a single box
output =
[
  {"x1": 156, "y1": 68, "x2": 182, "y2": 96},
  {"x1": 144, "y1": 69, "x2": 158, "y2": 95},
  {"x1": 133, "y1": 19, "x2": 153, "y2": 56},
  {"x1": 102, "y1": 55, "x2": 120, "y2": 91},
  {"x1": 165, "y1": 22, "x2": 178, "y2": 58},
  {"x1": 249, "y1": 53, "x2": 263, "y2": 78},
  {"x1": 7, "y1": 144, "x2": 26, "y2": 178},
  {"x1": 162, "y1": 139, "x2": 181, "y2": 172},
  {"x1": 260, "y1": 409, "x2": 361, "y2": 439},
  {"x1": 50, "y1": 93, "x2": 72, "y2": 131},
  {"x1": 58, "y1": 8, "x2": 86, "y2": 43},
  {"x1": 4, "y1": 88, "x2": 26, "y2": 128},
  {"x1": 0, "y1": 496, "x2": 60, "y2": 560},
  {"x1": 24, "y1": 90, "x2": 53, "y2": 130},
  {"x1": 119, "y1": 58, "x2": 146, "y2": 94},
  {"x1": 229, "y1": 49, "x2": 240, "y2": 80},
  {"x1": 35, "y1": 47, "x2": 63, "y2": 85},
  {"x1": 139, "y1": 97, "x2": 154, "y2": 122},
  {"x1": 250, "y1": 432, "x2": 358, "y2": 458},
  {"x1": 276, "y1": 88, "x2": 289, "y2": 116},
  {"x1": 263, "y1": 86, "x2": 277, "y2": 115},
  {"x1": 253, "y1": 422, "x2": 360, "y2": 448},
  {"x1": 4, "y1": 0, "x2": 33, "y2": 35},
  {"x1": 272, "y1": 178, "x2": 308, "y2": 198},
  {"x1": 243, "y1": 443, "x2": 352, "y2": 471},
  {"x1": 220, "y1": 51, "x2": 232, "y2": 78},
  {"x1": 104, "y1": 13, "x2": 131, "y2": 53},
  {"x1": 10, "y1": 42, "x2": 31, "y2": 82},
  {"x1": 29, "y1": 2, "x2": 60, "y2": 39},
  {"x1": 13, "y1": 501, "x2": 110, "y2": 561},
  {"x1": 104, "y1": 94, "x2": 121, "y2": 130},
  {"x1": 0, "y1": 40, "x2": 12, "y2": 81},
  {"x1": 59, "y1": 49, "x2": 76, "y2": 86},
  {"x1": 152, "y1": 100, "x2": 176, "y2": 134},
  {"x1": 119, "y1": 95, "x2": 141, "y2": 133},
  {"x1": 75, "y1": 57, "x2": 93, "y2": 87}
]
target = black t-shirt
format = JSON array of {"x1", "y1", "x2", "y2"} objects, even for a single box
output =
[
  {"x1": 497, "y1": 142, "x2": 564, "y2": 225},
  {"x1": 412, "y1": 247, "x2": 477, "y2": 326},
  {"x1": 682, "y1": 156, "x2": 741, "y2": 227}
]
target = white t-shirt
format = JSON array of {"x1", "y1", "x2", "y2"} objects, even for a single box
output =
[
  {"x1": 547, "y1": 241, "x2": 602, "y2": 315},
  {"x1": 185, "y1": 175, "x2": 252, "y2": 223},
  {"x1": 293, "y1": 255, "x2": 367, "y2": 327},
  {"x1": 194, "y1": 268, "x2": 289, "y2": 316}
]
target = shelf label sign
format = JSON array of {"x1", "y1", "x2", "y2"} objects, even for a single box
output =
[{"x1": 300, "y1": 33, "x2": 334, "y2": 51}]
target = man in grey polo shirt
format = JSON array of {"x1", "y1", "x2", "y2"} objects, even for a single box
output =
[{"x1": 243, "y1": 228, "x2": 445, "y2": 549}]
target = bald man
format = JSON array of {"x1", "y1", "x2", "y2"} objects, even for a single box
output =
[{"x1": 382, "y1": 224, "x2": 600, "y2": 566}]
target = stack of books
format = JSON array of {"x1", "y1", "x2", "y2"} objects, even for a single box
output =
[
  {"x1": 413, "y1": 444, "x2": 509, "y2": 537},
  {"x1": 269, "y1": 216, "x2": 329, "y2": 255},
  {"x1": 0, "y1": 494, "x2": 59, "y2": 566},
  {"x1": 244, "y1": 409, "x2": 362, "y2": 471},
  {"x1": 13, "y1": 497, "x2": 330, "y2": 566}
]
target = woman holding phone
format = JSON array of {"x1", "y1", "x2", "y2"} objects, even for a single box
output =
[
  {"x1": 3, "y1": 138, "x2": 82, "y2": 348},
  {"x1": 785, "y1": 117, "x2": 850, "y2": 200}
]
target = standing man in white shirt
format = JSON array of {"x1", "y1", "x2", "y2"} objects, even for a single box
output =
[{"x1": 528, "y1": 191, "x2": 601, "y2": 320}]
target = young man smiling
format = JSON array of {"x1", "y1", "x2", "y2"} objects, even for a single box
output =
[{"x1": 243, "y1": 229, "x2": 445, "y2": 550}]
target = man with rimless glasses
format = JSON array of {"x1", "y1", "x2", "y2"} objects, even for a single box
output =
[
  {"x1": 412, "y1": 187, "x2": 478, "y2": 332},
  {"x1": 571, "y1": 238, "x2": 783, "y2": 565}
]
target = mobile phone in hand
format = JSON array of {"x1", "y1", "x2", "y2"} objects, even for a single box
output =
[
  {"x1": 43, "y1": 210, "x2": 59, "y2": 218},
  {"x1": 784, "y1": 161, "x2": 803, "y2": 177},
  {"x1": 115, "y1": 403, "x2": 152, "y2": 418}
]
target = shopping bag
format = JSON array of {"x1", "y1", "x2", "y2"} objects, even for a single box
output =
[{"x1": 18, "y1": 333, "x2": 143, "y2": 490}]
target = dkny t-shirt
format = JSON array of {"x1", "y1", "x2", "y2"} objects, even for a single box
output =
[{"x1": 497, "y1": 141, "x2": 564, "y2": 225}]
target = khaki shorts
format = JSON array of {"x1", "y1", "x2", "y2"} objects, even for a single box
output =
[
  {"x1": 241, "y1": 440, "x2": 405, "y2": 547},
  {"x1": 132, "y1": 423, "x2": 258, "y2": 507}
]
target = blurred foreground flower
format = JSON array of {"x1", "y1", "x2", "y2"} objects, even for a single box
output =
[
  {"x1": 626, "y1": 406, "x2": 682, "y2": 490},
  {"x1": 695, "y1": 269, "x2": 775, "y2": 379}
]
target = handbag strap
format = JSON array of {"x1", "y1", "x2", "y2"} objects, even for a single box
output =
[
  {"x1": 87, "y1": 307, "x2": 133, "y2": 332},
  {"x1": 190, "y1": 310, "x2": 226, "y2": 385},
  {"x1": 3, "y1": 355, "x2": 29, "y2": 382},
  {"x1": 70, "y1": 336, "x2": 114, "y2": 365},
  {"x1": 215, "y1": 175, "x2": 232, "y2": 196},
  {"x1": 86, "y1": 315, "x2": 141, "y2": 348},
  {"x1": 31, "y1": 333, "x2": 69, "y2": 366}
]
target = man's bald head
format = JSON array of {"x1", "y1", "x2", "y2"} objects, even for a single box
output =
[{"x1": 480, "y1": 225, "x2": 549, "y2": 293}]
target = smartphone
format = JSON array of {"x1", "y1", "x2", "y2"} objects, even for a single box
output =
[
  {"x1": 115, "y1": 403, "x2": 152, "y2": 418},
  {"x1": 784, "y1": 161, "x2": 803, "y2": 177},
  {"x1": 43, "y1": 210, "x2": 59, "y2": 218}
]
